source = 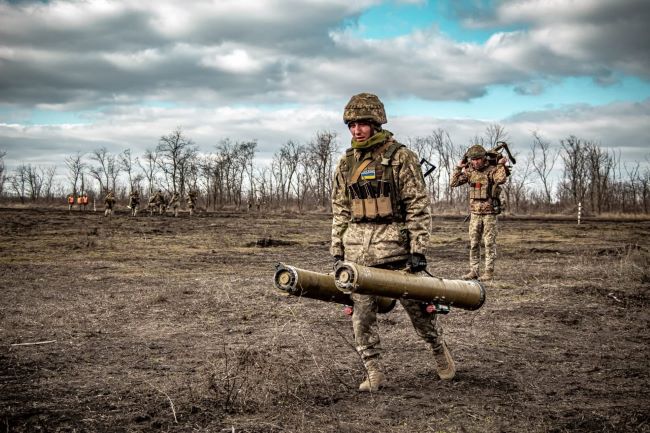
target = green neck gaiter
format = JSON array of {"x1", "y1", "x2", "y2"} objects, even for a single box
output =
[{"x1": 351, "y1": 129, "x2": 392, "y2": 150}]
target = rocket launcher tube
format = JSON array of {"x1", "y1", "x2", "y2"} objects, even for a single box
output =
[
  {"x1": 334, "y1": 262, "x2": 486, "y2": 311},
  {"x1": 273, "y1": 263, "x2": 396, "y2": 314}
]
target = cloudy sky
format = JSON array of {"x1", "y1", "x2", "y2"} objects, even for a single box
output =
[{"x1": 1, "y1": 0, "x2": 649, "y2": 177}]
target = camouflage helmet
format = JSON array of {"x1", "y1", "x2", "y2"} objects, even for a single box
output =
[
  {"x1": 467, "y1": 144, "x2": 487, "y2": 159},
  {"x1": 343, "y1": 93, "x2": 387, "y2": 125}
]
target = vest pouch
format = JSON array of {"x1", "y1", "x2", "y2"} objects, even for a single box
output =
[
  {"x1": 377, "y1": 196, "x2": 393, "y2": 218},
  {"x1": 363, "y1": 198, "x2": 378, "y2": 219},
  {"x1": 351, "y1": 198, "x2": 365, "y2": 220},
  {"x1": 469, "y1": 183, "x2": 489, "y2": 200}
]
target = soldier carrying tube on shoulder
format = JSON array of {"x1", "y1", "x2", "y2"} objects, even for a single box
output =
[{"x1": 451, "y1": 143, "x2": 512, "y2": 281}]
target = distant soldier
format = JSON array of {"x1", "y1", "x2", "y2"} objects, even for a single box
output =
[
  {"x1": 255, "y1": 196, "x2": 261, "y2": 212},
  {"x1": 169, "y1": 191, "x2": 181, "y2": 217},
  {"x1": 76, "y1": 195, "x2": 83, "y2": 211},
  {"x1": 128, "y1": 190, "x2": 140, "y2": 217},
  {"x1": 81, "y1": 193, "x2": 89, "y2": 211},
  {"x1": 104, "y1": 190, "x2": 116, "y2": 217},
  {"x1": 450, "y1": 144, "x2": 510, "y2": 281},
  {"x1": 187, "y1": 190, "x2": 198, "y2": 216},
  {"x1": 148, "y1": 190, "x2": 166, "y2": 215},
  {"x1": 67, "y1": 194, "x2": 75, "y2": 212}
]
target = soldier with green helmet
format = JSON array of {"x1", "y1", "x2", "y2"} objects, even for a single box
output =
[
  {"x1": 169, "y1": 191, "x2": 181, "y2": 217},
  {"x1": 128, "y1": 190, "x2": 140, "y2": 217},
  {"x1": 187, "y1": 190, "x2": 198, "y2": 216},
  {"x1": 331, "y1": 92, "x2": 456, "y2": 392},
  {"x1": 103, "y1": 190, "x2": 116, "y2": 217},
  {"x1": 451, "y1": 144, "x2": 509, "y2": 281}
]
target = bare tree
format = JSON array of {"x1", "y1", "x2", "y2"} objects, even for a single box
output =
[
  {"x1": 641, "y1": 164, "x2": 650, "y2": 214},
  {"x1": 64, "y1": 152, "x2": 85, "y2": 196},
  {"x1": 559, "y1": 136, "x2": 589, "y2": 208},
  {"x1": 483, "y1": 123, "x2": 510, "y2": 149},
  {"x1": 156, "y1": 127, "x2": 197, "y2": 196},
  {"x1": 0, "y1": 150, "x2": 6, "y2": 197},
  {"x1": 272, "y1": 140, "x2": 303, "y2": 208},
  {"x1": 119, "y1": 149, "x2": 139, "y2": 190},
  {"x1": 90, "y1": 147, "x2": 120, "y2": 194},
  {"x1": 307, "y1": 131, "x2": 339, "y2": 208},
  {"x1": 530, "y1": 131, "x2": 559, "y2": 210},
  {"x1": 234, "y1": 140, "x2": 257, "y2": 207},
  {"x1": 586, "y1": 142, "x2": 615, "y2": 214},
  {"x1": 430, "y1": 128, "x2": 460, "y2": 205},
  {"x1": 9, "y1": 164, "x2": 28, "y2": 203},
  {"x1": 504, "y1": 153, "x2": 533, "y2": 214},
  {"x1": 42, "y1": 165, "x2": 57, "y2": 201},
  {"x1": 137, "y1": 149, "x2": 160, "y2": 195},
  {"x1": 25, "y1": 164, "x2": 44, "y2": 201}
]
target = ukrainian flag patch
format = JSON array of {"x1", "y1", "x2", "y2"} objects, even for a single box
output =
[{"x1": 360, "y1": 168, "x2": 376, "y2": 180}]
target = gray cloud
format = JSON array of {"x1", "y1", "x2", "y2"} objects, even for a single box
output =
[{"x1": 1, "y1": 0, "x2": 647, "y2": 110}]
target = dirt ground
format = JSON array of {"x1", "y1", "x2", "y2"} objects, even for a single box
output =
[{"x1": 1, "y1": 206, "x2": 649, "y2": 433}]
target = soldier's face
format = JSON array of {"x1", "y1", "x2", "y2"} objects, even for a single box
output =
[
  {"x1": 470, "y1": 157, "x2": 485, "y2": 169},
  {"x1": 348, "y1": 121, "x2": 373, "y2": 142}
]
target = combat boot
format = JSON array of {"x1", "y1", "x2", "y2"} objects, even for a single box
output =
[
  {"x1": 462, "y1": 270, "x2": 479, "y2": 280},
  {"x1": 433, "y1": 342, "x2": 456, "y2": 380},
  {"x1": 480, "y1": 269, "x2": 494, "y2": 281},
  {"x1": 358, "y1": 358, "x2": 386, "y2": 392}
]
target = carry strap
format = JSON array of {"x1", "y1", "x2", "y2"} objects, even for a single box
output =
[
  {"x1": 381, "y1": 142, "x2": 403, "y2": 167},
  {"x1": 345, "y1": 141, "x2": 392, "y2": 185},
  {"x1": 349, "y1": 159, "x2": 373, "y2": 184}
]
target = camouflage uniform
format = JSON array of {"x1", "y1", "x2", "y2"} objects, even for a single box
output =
[
  {"x1": 450, "y1": 157, "x2": 508, "y2": 278},
  {"x1": 187, "y1": 191, "x2": 198, "y2": 216},
  {"x1": 128, "y1": 191, "x2": 140, "y2": 217},
  {"x1": 169, "y1": 192, "x2": 181, "y2": 217},
  {"x1": 148, "y1": 190, "x2": 166, "y2": 215},
  {"x1": 104, "y1": 191, "x2": 116, "y2": 217},
  {"x1": 331, "y1": 96, "x2": 445, "y2": 366}
]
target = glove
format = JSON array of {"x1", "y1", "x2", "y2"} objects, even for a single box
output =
[
  {"x1": 407, "y1": 253, "x2": 427, "y2": 273},
  {"x1": 333, "y1": 255, "x2": 344, "y2": 271}
]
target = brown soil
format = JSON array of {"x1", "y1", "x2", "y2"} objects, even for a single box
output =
[{"x1": 1, "y1": 207, "x2": 649, "y2": 432}]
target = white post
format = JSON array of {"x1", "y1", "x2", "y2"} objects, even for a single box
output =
[
  {"x1": 577, "y1": 202, "x2": 582, "y2": 225},
  {"x1": 93, "y1": 199, "x2": 97, "y2": 212}
]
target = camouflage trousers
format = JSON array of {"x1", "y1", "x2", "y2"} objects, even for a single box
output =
[
  {"x1": 468, "y1": 213, "x2": 498, "y2": 274},
  {"x1": 351, "y1": 292, "x2": 443, "y2": 362}
]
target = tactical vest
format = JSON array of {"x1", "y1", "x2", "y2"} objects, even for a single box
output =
[
  {"x1": 468, "y1": 170, "x2": 490, "y2": 200},
  {"x1": 468, "y1": 167, "x2": 502, "y2": 213},
  {"x1": 345, "y1": 141, "x2": 404, "y2": 222}
]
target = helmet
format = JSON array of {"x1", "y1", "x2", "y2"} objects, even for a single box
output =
[
  {"x1": 467, "y1": 145, "x2": 487, "y2": 159},
  {"x1": 343, "y1": 93, "x2": 387, "y2": 125}
]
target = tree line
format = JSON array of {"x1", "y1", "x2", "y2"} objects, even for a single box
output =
[{"x1": 1, "y1": 125, "x2": 648, "y2": 215}]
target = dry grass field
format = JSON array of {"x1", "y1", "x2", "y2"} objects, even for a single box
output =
[{"x1": 1, "y1": 206, "x2": 649, "y2": 432}]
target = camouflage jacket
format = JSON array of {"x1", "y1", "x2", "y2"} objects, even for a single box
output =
[
  {"x1": 450, "y1": 163, "x2": 508, "y2": 214},
  {"x1": 331, "y1": 136, "x2": 431, "y2": 266}
]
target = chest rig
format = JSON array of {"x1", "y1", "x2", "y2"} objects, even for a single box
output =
[
  {"x1": 468, "y1": 169, "x2": 490, "y2": 200},
  {"x1": 345, "y1": 141, "x2": 404, "y2": 222},
  {"x1": 468, "y1": 167, "x2": 502, "y2": 213}
]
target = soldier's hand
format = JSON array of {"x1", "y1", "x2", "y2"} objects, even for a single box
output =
[
  {"x1": 333, "y1": 255, "x2": 344, "y2": 271},
  {"x1": 407, "y1": 253, "x2": 427, "y2": 273},
  {"x1": 498, "y1": 157, "x2": 507, "y2": 165}
]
